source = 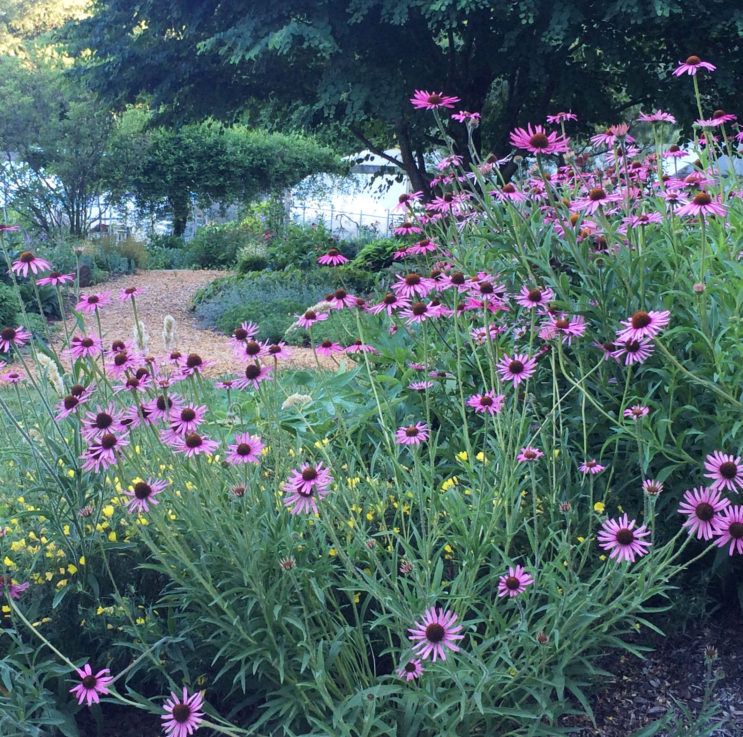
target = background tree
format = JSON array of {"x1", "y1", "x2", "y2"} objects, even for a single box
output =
[{"x1": 66, "y1": 0, "x2": 743, "y2": 193}]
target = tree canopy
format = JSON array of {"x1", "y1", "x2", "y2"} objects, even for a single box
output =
[{"x1": 66, "y1": 0, "x2": 743, "y2": 192}]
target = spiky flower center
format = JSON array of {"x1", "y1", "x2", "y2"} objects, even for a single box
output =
[
  {"x1": 588, "y1": 188, "x2": 606, "y2": 201},
  {"x1": 555, "y1": 318, "x2": 570, "y2": 329},
  {"x1": 95, "y1": 412, "x2": 113, "y2": 428},
  {"x1": 321, "y1": 340, "x2": 333, "y2": 348},
  {"x1": 334, "y1": 289, "x2": 346, "y2": 300},
  {"x1": 693, "y1": 192, "x2": 712, "y2": 206},
  {"x1": 616, "y1": 529, "x2": 635, "y2": 545},
  {"x1": 505, "y1": 576, "x2": 521, "y2": 591},
  {"x1": 156, "y1": 396, "x2": 173, "y2": 411},
  {"x1": 234, "y1": 328, "x2": 248, "y2": 340},
  {"x1": 100, "y1": 433, "x2": 117, "y2": 450},
  {"x1": 327, "y1": 249, "x2": 339, "y2": 257},
  {"x1": 245, "y1": 341, "x2": 261, "y2": 356},
  {"x1": 405, "y1": 425, "x2": 420, "y2": 437},
  {"x1": 81, "y1": 337, "x2": 94, "y2": 348},
  {"x1": 301, "y1": 467, "x2": 318, "y2": 482},
  {"x1": 185, "y1": 433, "x2": 202, "y2": 449},
  {"x1": 64, "y1": 395, "x2": 79, "y2": 409},
  {"x1": 412, "y1": 302, "x2": 427, "y2": 316},
  {"x1": 502, "y1": 184, "x2": 516, "y2": 194},
  {"x1": 81, "y1": 674, "x2": 98, "y2": 689},
  {"x1": 19, "y1": 251, "x2": 35, "y2": 263},
  {"x1": 113, "y1": 352, "x2": 128, "y2": 366},
  {"x1": 245, "y1": 364, "x2": 261, "y2": 379},
  {"x1": 631, "y1": 311, "x2": 651, "y2": 329},
  {"x1": 450, "y1": 272, "x2": 465, "y2": 285},
  {"x1": 134, "y1": 482, "x2": 152, "y2": 500},
  {"x1": 186, "y1": 354, "x2": 202, "y2": 368},
  {"x1": 480, "y1": 396, "x2": 493, "y2": 406},
  {"x1": 404, "y1": 662, "x2": 417, "y2": 673},
  {"x1": 181, "y1": 408, "x2": 196, "y2": 422},
  {"x1": 508, "y1": 360, "x2": 524, "y2": 374},
  {"x1": 172, "y1": 704, "x2": 192, "y2": 724},
  {"x1": 425, "y1": 622, "x2": 445, "y2": 643},
  {"x1": 1, "y1": 327, "x2": 16, "y2": 341},
  {"x1": 236, "y1": 443, "x2": 253, "y2": 456},
  {"x1": 524, "y1": 450, "x2": 536, "y2": 459},
  {"x1": 695, "y1": 502, "x2": 715, "y2": 521},
  {"x1": 405, "y1": 274, "x2": 421, "y2": 286},
  {"x1": 527, "y1": 289, "x2": 543, "y2": 302},
  {"x1": 719, "y1": 461, "x2": 738, "y2": 479},
  {"x1": 70, "y1": 384, "x2": 85, "y2": 396},
  {"x1": 124, "y1": 287, "x2": 137, "y2": 295},
  {"x1": 269, "y1": 344, "x2": 281, "y2": 354},
  {"x1": 126, "y1": 377, "x2": 140, "y2": 389},
  {"x1": 625, "y1": 340, "x2": 641, "y2": 353},
  {"x1": 87, "y1": 296, "x2": 100, "y2": 304},
  {"x1": 685, "y1": 55, "x2": 701, "y2": 65},
  {"x1": 728, "y1": 522, "x2": 743, "y2": 539},
  {"x1": 529, "y1": 133, "x2": 550, "y2": 149},
  {"x1": 427, "y1": 93, "x2": 443, "y2": 105}
]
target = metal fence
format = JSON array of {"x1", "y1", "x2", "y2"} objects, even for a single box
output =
[{"x1": 290, "y1": 204, "x2": 403, "y2": 239}]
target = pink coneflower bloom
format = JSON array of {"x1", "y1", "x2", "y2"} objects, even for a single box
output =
[
  {"x1": 327, "y1": 288, "x2": 358, "y2": 310},
  {"x1": 231, "y1": 321, "x2": 260, "y2": 343},
  {"x1": 470, "y1": 324, "x2": 504, "y2": 346},
  {"x1": 409, "y1": 90, "x2": 461, "y2": 110},
  {"x1": 226, "y1": 433, "x2": 264, "y2": 464},
  {"x1": 234, "y1": 339, "x2": 268, "y2": 362},
  {"x1": 491, "y1": 183, "x2": 528, "y2": 203},
  {"x1": 81, "y1": 405, "x2": 123, "y2": 440},
  {"x1": 295, "y1": 309, "x2": 328, "y2": 329},
  {"x1": 616, "y1": 309, "x2": 670, "y2": 342},
  {"x1": 466, "y1": 391, "x2": 505, "y2": 415},
  {"x1": 497, "y1": 565, "x2": 535, "y2": 597},
  {"x1": 177, "y1": 353, "x2": 213, "y2": 378},
  {"x1": 368, "y1": 292, "x2": 410, "y2": 316},
  {"x1": 282, "y1": 462, "x2": 333, "y2": 514},
  {"x1": 546, "y1": 111, "x2": 577, "y2": 124},
  {"x1": 678, "y1": 487, "x2": 730, "y2": 540},
  {"x1": 0, "y1": 224, "x2": 20, "y2": 231},
  {"x1": 624, "y1": 405, "x2": 649, "y2": 420},
  {"x1": 145, "y1": 393, "x2": 182, "y2": 420},
  {"x1": 120, "y1": 402, "x2": 155, "y2": 429},
  {"x1": 579, "y1": 459, "x2": 605, "y2": 474},
  {"x1": 642, "y1": 479, "x2": 664, "y2": 496},
  {"x1": 106, "y1": 350, "x2": 137, "y2": 378},
  {"x1": 36, "y1": 271, "x2": 75, "y2": 286},
  {"x1": 408, "y1": 237, "x2": 439, "y2": 256},
  {"x1": 80, "y1": 432, "x2": 130, "y2": 473},
  {"x1": 233, "y1": 362, "x2": 273, "y2": 390},
  {"x1": 168, "y1": 403, "x2": 208, "y2": 435},
  {"x1": 0, "y1": 369, "x2": 24, "y2": 383},
  {"x1": 517, "y1": 447, "x2": 544, "y2": 463},
  {"x1": 316, "y1": 339, "x2": 344, "y2": 355},
  {"x1": 391, "y1": 273, "x2": 435, "y2": 299},
  {"x1": 113, "y1": 372, "x2": 152, "y2": 395},
  {"x1": 394, "y1": 191, "x2": 424, "y2": 211},
  {"x1": 590, "y1": 125, "x2": 634, "y2": 147},
  {"x1": 55, "y1": 385, "x2": 95, "y2": 420},
  {"x1": 161, "y1": 687, "x2": 205, "y2": 737},
  {"x1": 704, "y1": 451, "x2": 743, "y2": 493},
  {"x1": 620, "y1": 212, "x2": 663, "y2": 231},
  {"x1": 122, "y1": 478, "x2": 169, "y2": 514},
  {"x1": 663, "y1": 145, "x2": 688, "y2": 160},
  {"x1": 75, "y1": 292, "x2": 112, "y2": 314},
  {"x1": 317, "y1": 248, "x2": 349, "y2": 266},
  {"x1": 166, "y1": 431, "x2": 219, "y2": 458},
  {"x1": 673, "y1": 55, "x2": 716, "y2": 76},
  {"x1": 612, "y1": 338, "x2": 654, "y2": 365},
  {"x1": 10, "y1": 251, "x2": 51, "y2": 277},
  {"x1": 395, "y1": 422, "x2": 430, "y2": 446},
  {"x1": 408, "y1": 606, "x2": 464, "y2": 662},
  {"x1": 546, "y1": 314, "x2": 586, "y2": 345},
  {"x1": 440, "y1": 270, "x2": 470, "y2": 292},
  {"x1": 637, "y1": 110, "x2": 677, "y2": 124},
  {"x1": 451, "y1": 110, "x2": 481, "y2": 124},
  {"x1": 408, "y1": 381, "x2": 434, "y2": 391},
  {"x1": 399, "y1": 301, "x2": 433, "y2": 325},
  {"x1": 0, "y1": 325, "x2": 31, "y2": 352},
  {"x1": 496, "y1": 353, "x2": 538, "y2": 387},
  {"x1": 436, "y1": 154, "x2": 464, "y2": 171},
  {"x1": 674, "y1": 191, "x2": 726, "y2": 217},
  {"x1": 394, "y1": 221, "x2": 423, "y2": 236},
  {"x1": 572, "y1": 187, "x2": 623, "y2": 214},
  {"x1": 710, "y1": 109, "x2": 737, "y2": 124},
  {"x1": 214, "y1": 378, "x2": 237, "y2": 390},
  {"x1": 345, "y1": 339, "x2": 378, "y2": 354},
  {"x1": 711, "y1": 505, "x2": 743, "y2": 555},
  {"x1": 266, "y1": 342, "x2": 293, "y2": 360},
  {"x1": 0, "y1": 577, "x2": 29, "y2": 599},
  {"x1": 69, "y1": 664, "x2": 114, "y2": 707},
  {"x1": 68, "y1": 334, "x2": 104, "y2": 359},
  {"x1": 597, "y1": 514, "x2": 651, "y2": 563},
  {"x1": 118, "y1": 285, "x2": 142, "y2": 301},
  {"x1": 396, "y1": 658, "x2": 424, "y2": 681},
  {"x1": 515, "y1": 286, "x2": 555, "y2": 310},
  {"x1": 509, "y1": 124, "x2": 570, "y2": 155}
]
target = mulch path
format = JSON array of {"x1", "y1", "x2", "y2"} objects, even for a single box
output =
[{"x1": 57, "y1": 269, "x2": 337, "y2": 376}]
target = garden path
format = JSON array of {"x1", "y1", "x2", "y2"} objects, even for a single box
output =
[{"x1": 60, "y1": 269, "x2": 335, "y2": 376}]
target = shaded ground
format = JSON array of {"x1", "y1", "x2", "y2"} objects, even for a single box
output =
[{"x1": 57, "y1": 269, "x2": 337, "y2": 376}]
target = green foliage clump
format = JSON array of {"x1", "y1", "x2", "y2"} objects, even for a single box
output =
[
  {"x1": 265, "y1": 221, "x2": 339, "y2": 270},
  {"x1": 353, "y1": 237, "x2": 400, "y2": 271},
  {"x1": 185, "y1": 222, "x2": 253, "y2": 269},
  {"x1": 0, "y1": 281, "x2": 21, "y2": 326}
]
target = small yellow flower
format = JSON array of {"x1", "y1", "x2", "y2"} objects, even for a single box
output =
[
  {"x1": 102, "y1": 505, "x2": 115, "y2": 518},
  {"x1": 329, "y1": 548, "x2": 337, "y2": 557},
  {"x1": 455, "y1": 451, "x2": 468, "y2": 462},
  {"x1": 593, "y1": 501, "x2": 605, "y2": 513},
  {"x1": 108, "y1": 531, "x2": 117, "y2": 542},
  {"x1": 67, "y1": 564, "x2": 78, "y2": 575},
  {"x1": 475, "y1": 451, "x2": 488, "y2": 463}
]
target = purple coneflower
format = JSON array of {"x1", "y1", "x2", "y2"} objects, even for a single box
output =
[
  {"x1": 368, "y1": 293, "x2": 410, "y2": 316},
  {"x1": 399, "y1": 301, "x2": 432, "y2": 325},
  {"x1": 711, "y1": 506, "x2": 743, "y2": 555},
  {"x1": 408, "y1": 606, "x2": 464, "y2": 662},
  {"x1": 234, "y1": 339, "x2": 268, "y2": 362},
  {"x1": 344, "y1": 339, "x2": 378, "y2": 354},
  {"x1": 161, "y1": 687, "x2": 205, "y2": 737},
  {"x1": 166, "y1": 431, "x2": 219, "y2": 458},
  {"x1": 0, "y1": 326, "x2": 31, "y2": 352},
  {"x1": 316, "y1": 339, "x2": 344, "y2": 355},
  {"x1": 36, "y1": 271, "x2": 75, "y2": 286},
  {"x1": 317, "y1": 248, "x2": 349, "y2": 266},
  {"x1": 678, "y1": 487, "x2": 730, "y2": 540},
  {"x1": 410, "y1": 90, "x2": 460, "y2": 110},
  {"x1": 282, "y1": 462, "x2": 333, "y2": 514},
  {"x1": 168, "y1": 403, "x2": 207, "y2": 435},
  {"x1": 0, "y1": 577, "x2": 29, "y2": 599},
  {"x1": 546, "y1": 111, "x2": 577, "y2": 124},
  {"x1": 69, "y1": 664, "x2": 114, "y2": 707},
  {"x1": 1, "y1": 369, "x2": 24, "y2": 383},
  {"x1": 515, "y1": 285, "x2": 555, "y2": 310},
  {"x1": 106, "y1": 350, "x2": 137, "y2": 378},
  {"x1": 233, "y1": 363, "x2": 273, "y2": 390},
  {"x1": 579, "y1": 459, "x2": 605, "y2": 474},
  {"x1": 266, "y1": 342, "x2": 293, "y2": 360},
  {"x1": 295, "y1": 309, "x2": 328, "y2": 329},
  {"x1": 81, "y1": 405, "x2": 123, "y2": 441},
  {"x1": 509, "y1": 124, "x2": 570, "y2": 155},
  {"x1": 497, "y1": 565, "x2": 534, "y2": 597},
  {"x1": 68, "y1": 334, "x2": 104, "y2": 359},
  {"x1": 597, "y1": 514, "x2": 651, "y2": 563},
  {"x1": 517, "y1": 447, "x2": 544, "y2": 463},
  {"x1": 673, "y1": 55, "x2": 716, "y2": 76},
  {"x1": 624, "y1": 405, "x2": 649, "y2": 420},
  {"x1": 612, "y1": 338, "x2": 654, "y2": 365},
  {"x1": 637, "y1": 110, "x2": 677, "y2": 124},
  {"x1": 75, "y1": 292, "x2": 111, "y2": 314},
  {"x1": 80, "y1": 432, "x2": 130, "y2": 473},
  {"x1": 391, "y1": 273, "x2": 435, "y2": 299},
  {"x1": 118, "y1": 285, "x2": 142, "y2": 301},
  {"x1": 546, "y1": 314, "x2": 586, "y2": 345},
  {"x1": 572, "y1": 187, "x2": 623, "y2": 214},
  {"x1": 408, "y1": 381, "x2": 434, "y2": 391},
  {"x1": 226, "y1": 433, "x2": 264, "y2": 464},
  {"x1": 55, "y1": 384, "x2": 95, "y2": 420},
  {"x1": 395, "y1": 422, "x2": 430, "y2": 446},
  {"x1": 642, "y1": 479, "x2": 664, "y2": 496},
  {"x1": 466, "y1": 391, "x2": 505, "y2": 415},
  {"x1": 122, "y1": 478, "x2": 169, "y2": 514},
  {"x1": 496, "y1": 353, "x2": 538, "y2": 387},
  {"x1": 704, "y1": 451, "x2": 743, "y2": 493},
  {"x1": 674, "y1": 191, "x2": 726, "y2": 218},
  {"x1": 396, "y1": 658, "x2": 424, "y2": 681},
  {"x1": 10, "y1": 251, "x2": 51, "y2": 277},
  {"x1": 231, "y1": 321, "x2": 260, "y2": 343},
  {"x1": 451, "y1": 110, "x2": 481, "y2": 124},
  {"x1": 616, "y1": 309, "x2": 670, "y2": 342}
]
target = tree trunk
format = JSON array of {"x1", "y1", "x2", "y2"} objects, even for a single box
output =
[{"x1": 170, "y1": 191, "x2": 190, "y2": 237}]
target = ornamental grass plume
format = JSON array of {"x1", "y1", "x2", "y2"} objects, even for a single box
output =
[
  {"x1": 162, "y1": 315, "x2": 177, "y2": 352},
  {"x1": 133, "y1": 319, "x2": 150, "y2": 354},
  {"x1": 36, "y1": 353, "x2": 64, "y2": 394}
]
